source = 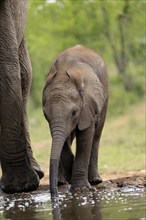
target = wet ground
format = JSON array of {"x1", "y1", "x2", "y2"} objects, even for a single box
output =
[{"x1": 0, "y1": 175, "x2": 146, "y2": 220}]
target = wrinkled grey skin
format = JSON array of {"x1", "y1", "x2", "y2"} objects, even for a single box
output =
[
  {"x1": 43, "y1": 45, "x2": 108, "y2": 197},
  {"x1": 0, "y1": 0, "x2": 44, "y2": 193}
]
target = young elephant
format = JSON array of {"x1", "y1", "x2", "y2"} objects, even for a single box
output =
[{"x1": 43, "y1": 45, "x2": 108, "y2": 197}]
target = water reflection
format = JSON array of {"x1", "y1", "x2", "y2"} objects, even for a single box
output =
[
  {"x1": 0, "y1": 192, "x2": 52, "y2": 220},
  {"x1": 51, "y1": 192, "x2": 102, "y2": 220},
  {"x1": 0, "y1": 186, "x2": 145, "y2": 220}
]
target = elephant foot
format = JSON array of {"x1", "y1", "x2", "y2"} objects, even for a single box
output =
[
  {"x1": 66, "y1": 175, "x2": 72, "y2": 184},
  {"x1": 33, "y1": 164, "x2": 44, "y2": 180},
  {"x1": 89, "y1": 176, "x2": 102, "y2": 185},
  {"x1": 70, "y1": 179, "x2": 91, "y2": 193},
  {"x1": 58, "y1": 162, "x2": 69, "y2": 185},
  {"x1": 88, "y1": 171, "x2": 102, "y2": 185},
  {"x1": 1, "y1": 169, "x2": 39, "y2": 193},
  {"x1": 58, "y1": 175, "x2": 67, "y2": 185},
  {"x1": 30, "y1": 156, "x2": 44, "y2": 179},
  {"x1": 58, "y1": 174, "x2": 72, "y2": 185}
]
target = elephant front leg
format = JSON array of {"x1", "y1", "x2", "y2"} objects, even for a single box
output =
[
  {"x1": 19, "y1": 38, "x2": 44, "y2": 179},
  {"x1": 0, "y1": 73, "x2": 40, "y2": 192},
  {"x1": 71, "y1": 125, "x2": 94, "y2": 193},
  {"x1": 58, "y1": 132, "x2": 75, "y2": 184},
  {"x1": 0, "y1": 52, "x2": 39, "y2": 193},
  {"x1": 0, "y1": 101, "x2": 40, "y2": 193},
  {"x1": 0, "y1": 3, "x2": 39, "y2": 193}
]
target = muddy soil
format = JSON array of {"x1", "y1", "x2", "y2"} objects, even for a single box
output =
[
  {"x1": 96, "y1": 173, "x2": 146, "y2": 190},
  {"x1": 38, "y1": 170, "x2": 146, "y2": 192},
  {"x1": 34, "y1": 173, "x2": 146, "y2": 196}
]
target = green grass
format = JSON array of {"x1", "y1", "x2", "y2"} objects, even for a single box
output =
[
  {"x1": 99, "y1": 145, "x2": 145, "y2": 174},
  {"x1": 28, "y1": 102, "x2": 145, "y2": 176},
  {"x1": 99, "y1": 102, "x2": 145, "y2": 174}
]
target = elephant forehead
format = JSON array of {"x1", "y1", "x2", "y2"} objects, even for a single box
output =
[{"x1": 45, "y1": 85, "x2": 79, "y2": 103}]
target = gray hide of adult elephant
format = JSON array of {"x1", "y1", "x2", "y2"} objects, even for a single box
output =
[
  {"x1": 0, "y1": 0, "x2": 43, "y2": 193},
  {"x1": 43, "y1": 45, "x2": 108, "y2": 197}
]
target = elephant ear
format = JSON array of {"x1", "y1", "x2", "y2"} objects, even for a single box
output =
[
  {"x1": 46, "y1": 63, "x2": 57, "y2": 84},
  {"x1": 67, "y1": 62, "x2": 104, "y2": 131},
  {"x1": 43, "y1": 63, "x2": 57, "y2": 105}
]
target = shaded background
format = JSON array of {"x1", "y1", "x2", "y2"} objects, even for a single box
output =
[{"x1": 25, "y1": 0, "x2": 145, "y2": 181}]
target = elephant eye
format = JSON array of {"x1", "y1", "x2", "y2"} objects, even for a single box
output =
[{"x1": 71, "y1": 108, "x2": 78, "y2": 117}]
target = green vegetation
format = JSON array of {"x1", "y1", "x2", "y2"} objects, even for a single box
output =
[
  {"x1": 26, "y1": 0, "x2": 145, "y2": 113},
  {"x1": 25, "y1": 0, "x2": 145, "y2": 177},
  {"x1": 99, "y1": 103, "x2": 145, "y2": 173}
]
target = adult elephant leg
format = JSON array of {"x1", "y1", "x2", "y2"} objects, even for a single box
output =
[
  {"x1": 19, "y1": 38, "x2": 44, "y2": 179},
  {"x1": 88, "y1": 101, "x2": 108, "y2": 184},
  {"x1": 58, "y1": 131, "x2": 75, "y2": 184},
  {"x1": 0, "y1": 72, "x2": 39, "y2": 193},
  {"x1": 0, "y1": 18, "x2": 39, "y2": 193},
  {"x1": 71, "y1": 125, "x2": 95, "y2": 192}
]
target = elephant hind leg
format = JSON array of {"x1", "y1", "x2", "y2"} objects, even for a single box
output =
[
  {"x1": 88, "y1": 134, "x2": 102, "y2": 185},
  {"x1": 58, "y1": 131, "x2": 75, "y2": 185},
  {"x1": 19, "y1": 38, "x2": 44, "y2": 179},
  {"x1": 88, "y1": 124, "x2": 103, "y2": 184},
  {"x1": 88, "y1": 100, "x2": 108, "y2": 184}
]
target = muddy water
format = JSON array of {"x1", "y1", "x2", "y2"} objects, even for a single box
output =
[{"x1": 0, "y1": 186, "x2": 145, "y2": 220}]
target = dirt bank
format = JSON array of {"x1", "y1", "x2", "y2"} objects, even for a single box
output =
[
  {"x1": 96, "y1": 173, "x2": 146, "y2": 190},
  {"x1": 40, "y1": 170, "x2": 146, "y2": 184},
  {"x1": 38, "y1": 170, "x2": 146, "y2": 192}
]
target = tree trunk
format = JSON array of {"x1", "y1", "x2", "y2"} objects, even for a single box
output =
[{"x1": 102, "y1": 1, "x2": 132, "y2": 91}]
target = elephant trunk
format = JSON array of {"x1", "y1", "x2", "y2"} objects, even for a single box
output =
[{"x1": 49, "y1": 126, "x2": 66, "y2": 197}]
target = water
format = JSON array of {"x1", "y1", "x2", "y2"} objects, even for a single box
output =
[{"x1": 0, "y1": 186, "x2": 145, "y2": 220}]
